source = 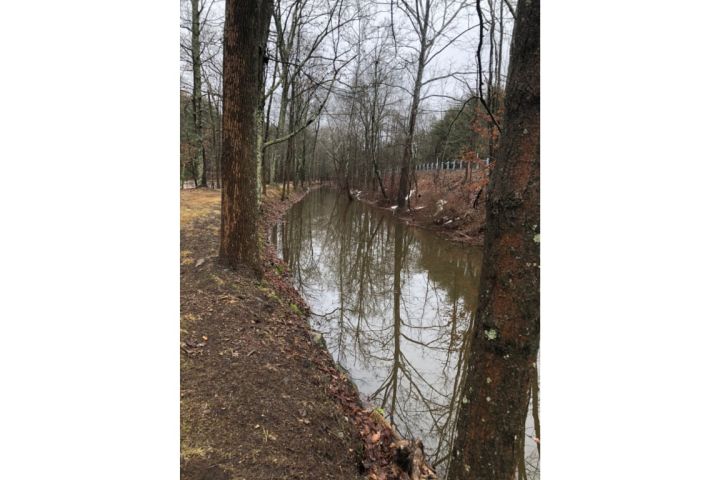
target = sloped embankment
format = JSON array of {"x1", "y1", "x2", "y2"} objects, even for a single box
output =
[{"x1": 181, "y1": 186, "x2": 435, "y2": 480}]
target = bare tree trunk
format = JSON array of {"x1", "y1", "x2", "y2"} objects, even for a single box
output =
[
  {"x1": 497, "y1": 0, "x2": 504, "y2": 93},
  {"x1": 281, "y1": 78, "x2": 295, "y2": 201},
  {"x1": 394, "y1": 0, "x2": 467, "y2": 208},
  {"x1": 261, "y1": 57, "x2": 278, "y2": 194},
  {"x1": 191, "y1": 0, "x2": 207, "y2": 187},
  {"x1": 300, "y1": 128, "x2": 307, "y2": 188},
  {"x1": 310, "y1": 119, "x2": 320, "y2": 185},
  {"x1": 397, "y1": 25, "x2": 428, "y2": 209},
  {"x1": 215, "y1": 83, "x2": 222, "y2": 190},
  {"x1": 531, "y1": 365, "x2": 540, "y2": 458},
  {"x1": 370, "y1": 57, "x2": 388, "y2": 198},
  {"x1": 447, "y1": 0, "x2": 540, "y2": 479},
  {"x1": 206, "y1": 88, "x2": 218, "y2": 187},
  {"x1": 481, "y1": 0, "x2": 500, "y2": 168},
  {"x1": 219, "y1": 0, "x2": 273, "y2": 275}
]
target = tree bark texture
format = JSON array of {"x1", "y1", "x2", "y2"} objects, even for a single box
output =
[
  {"x1": 447, "y1": 0, "x2": 540, "y2": 479},
  {"x1": 219, "y1": 0, "x2": 273, "y2": 275}
]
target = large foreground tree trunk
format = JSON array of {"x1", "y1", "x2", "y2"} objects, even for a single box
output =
[
  {"x1": 447, "y1": 0, "x2": 540, "y2": 479},
  {"x1": 219, "y1": 0, "x2": 273, "y2": 275}
]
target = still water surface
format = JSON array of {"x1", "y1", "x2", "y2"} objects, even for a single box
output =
[{"x1": 272, "y1": 188, "x2": 538, "y2": 477}]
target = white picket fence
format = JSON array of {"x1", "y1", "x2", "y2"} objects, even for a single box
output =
[{"x1": 416, "y1": 158, "x2": 491, "y2": 171}]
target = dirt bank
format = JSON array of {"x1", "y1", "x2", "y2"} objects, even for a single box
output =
[
  {"x1": 355, "y1": 170, "x2": 487, "y2": 246},
  {"x1": 181, "y1": 186, "x2": 432, "y2": 480}
]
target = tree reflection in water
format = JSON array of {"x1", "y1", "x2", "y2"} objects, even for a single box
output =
[{"x1": 271, "y1": 189, "x2": 539, "y2": 478}]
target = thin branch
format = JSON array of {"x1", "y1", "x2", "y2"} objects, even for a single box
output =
[{"x1": 503, "y1": 0, "x2": 516, "y2": 19}]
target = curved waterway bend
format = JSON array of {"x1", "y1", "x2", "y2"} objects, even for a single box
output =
[{"x1": 271, "y1": 188, "x2": 538, "y2": 476}]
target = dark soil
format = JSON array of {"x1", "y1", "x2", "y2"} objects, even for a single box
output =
[{"x1": 180, "y1": 186, "x2": 422, "y2": 480}]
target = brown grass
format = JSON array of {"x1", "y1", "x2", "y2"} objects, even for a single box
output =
[{"x1": 180, "y1": 189, "x2": 221, "y2": 226}]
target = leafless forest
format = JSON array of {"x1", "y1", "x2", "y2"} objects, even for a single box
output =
[{"x1": 180, "y1": 0, "x2": 539, "y2": 479}]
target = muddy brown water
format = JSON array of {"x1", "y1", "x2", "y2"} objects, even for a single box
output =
[{"x1": 272, "y1": 188, "x2": 539, "y2": 478}]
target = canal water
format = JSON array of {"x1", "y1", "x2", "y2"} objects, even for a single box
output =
[{"x1": 271, "y1": 188, "x2": 539, "y2": 478}]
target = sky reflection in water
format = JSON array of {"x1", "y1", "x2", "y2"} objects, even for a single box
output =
[{"x1": 272, "y1": 188, "x2": 538, "y2": 477}]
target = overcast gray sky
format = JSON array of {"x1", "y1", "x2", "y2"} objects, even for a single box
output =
[{"x1": 180, "y1": 0, "x2": 515, "y2": 125}]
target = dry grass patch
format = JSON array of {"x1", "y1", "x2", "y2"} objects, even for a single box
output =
[{"x1": 180, "y1": 189, "x2": 221, "y2": 226}]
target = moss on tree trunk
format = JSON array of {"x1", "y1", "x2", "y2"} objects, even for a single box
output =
[{"x1": 447, "y1": 0, "x2": 540, "y2": 478}]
